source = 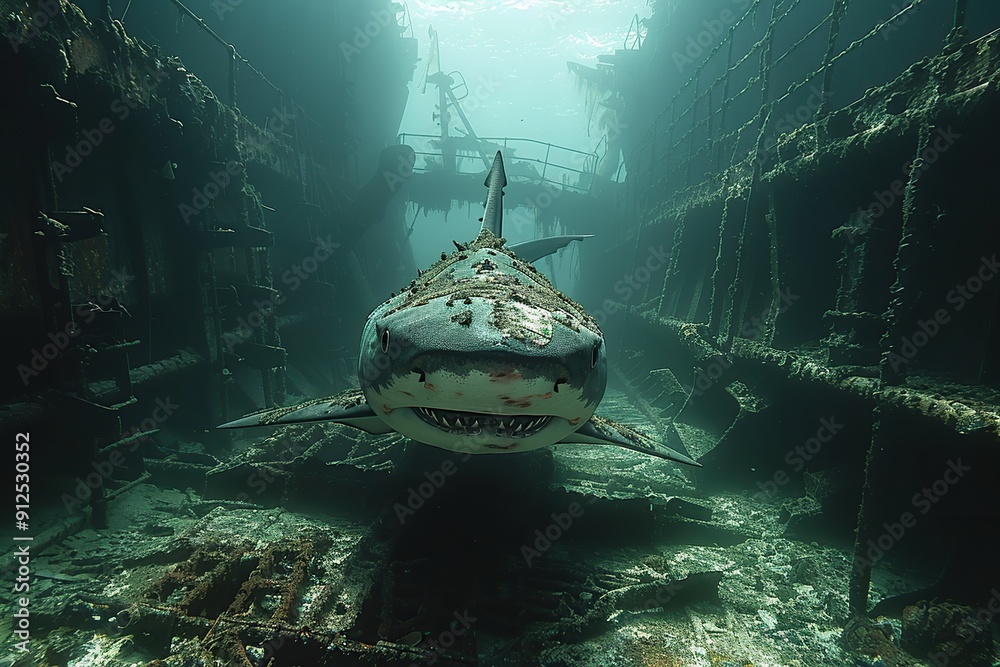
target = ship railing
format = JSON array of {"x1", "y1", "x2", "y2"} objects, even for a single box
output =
[
  {"x1": 396, "y1": 133, "x2": 602, "y2": 195},
  {"x1": 624, "y1": 13, "x2": 645, "y2": 50}
]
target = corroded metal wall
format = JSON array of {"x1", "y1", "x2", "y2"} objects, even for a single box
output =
[
  {"x1": 0, "y1": 0, "x2": 417, "y2": 490},
  {"x1": 592, "y1": 0, "x2": 1000, "y2": 624}
]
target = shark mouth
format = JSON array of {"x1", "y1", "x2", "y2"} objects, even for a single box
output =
[{"x1": 413, "y1": 407, "x2": 552, "y2": 438}]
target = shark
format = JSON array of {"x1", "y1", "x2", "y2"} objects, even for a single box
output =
[{"x1": 219, "y1": 152, "x2": 700, "y2": 468}]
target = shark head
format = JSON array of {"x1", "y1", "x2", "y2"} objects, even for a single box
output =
[
  {"x1": 358, "y1": 230, "x2": 606, "y2": 454},
  {"x1": 357, "y1": 153, "x2": 608, "y2": 454},
  {"x1": 217, "y1": 152, "x2": 701, "y2": 468}
]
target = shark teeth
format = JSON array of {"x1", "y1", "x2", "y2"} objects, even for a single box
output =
[{"x1": 414, "y1": 407, "x2": 552, "y2": 438}]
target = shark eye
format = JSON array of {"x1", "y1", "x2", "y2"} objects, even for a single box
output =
[
  {"x1": 412, "y1": 367, "x2": 427, "y2": 383},
  {"x1": 554, "y1": 378, "x2": 568, "y2": 393},
  {"x1": 591, "y1": 341, "x2": 601, "y2": 368},
  {"x1": 380, "y1": 328, "x2": 390, "y2": 353}
]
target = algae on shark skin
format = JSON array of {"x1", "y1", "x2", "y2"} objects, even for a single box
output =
[
  {"x1": 450, "y1": 309, "x2": 473, "y2": 326},
  {"x1": 380, "y1": 229, "x2": 602, "y2": 337}
]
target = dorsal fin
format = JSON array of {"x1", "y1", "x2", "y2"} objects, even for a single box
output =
[
  {"x1": 508, "y1": 235, "x2": 594, "y2": 263},
  {"x1": 479, "y1": 151, "x2": 506, "y2": 236}
]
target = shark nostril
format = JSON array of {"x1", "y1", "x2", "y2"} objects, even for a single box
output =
[
  {"x1": 412, "y1": 367, "x2": 427, "y2": 383},
  {"x1": 554, "y1": 378, "x2": 568, "y2": 393}
]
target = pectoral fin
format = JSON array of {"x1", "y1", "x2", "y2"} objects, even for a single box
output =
[
  {"x1": 508, "y1": 235, "x2": 594, "y2": 263},
  {"x1": 558, "y1": 415, "x2": 702, "y2": 467},
  {"x1": 216, "y1": 388, "x2": 395, "y2": 435}
]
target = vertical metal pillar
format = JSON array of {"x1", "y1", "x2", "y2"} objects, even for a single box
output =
[
  {"x1": 878, "y1": 125, "x2": 934, "y2": 386},
  {"x1": 946, "y1": 0, "x2": 969, "y2": 51},
  {"x1": 715, "y1": 30, "x2": 736, "y2": 172},
  {"x1": 229, "y1": 44, "x2": 238, "y2": 107},
  {"x1": 816, "y1": 0, "x2": 851, "y2": 139}
]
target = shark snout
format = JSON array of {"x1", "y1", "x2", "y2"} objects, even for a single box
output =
[
  {"x1": 400, "y1": 354, "x2": 580, "y2": 417},
  {"x1": 365, "y1": 350, "x2": 603, "y2": 452},
  {"x1": 358, "y1": 287, "x2": 608, "y2": 451}
]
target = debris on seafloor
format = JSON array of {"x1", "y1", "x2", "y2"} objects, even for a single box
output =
[
  {"x1": 555, "y1": 571, "x2": 725, "y2": 641},
  {"x1": 901, "y1": 601, "x2": 996, "y2": 667}
]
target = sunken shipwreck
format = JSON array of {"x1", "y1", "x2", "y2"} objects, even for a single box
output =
[{"x1": 1, "y1": 0, "x2": 1000, "y2": 665}]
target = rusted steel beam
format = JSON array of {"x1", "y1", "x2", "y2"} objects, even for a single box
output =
[{"x1": 639, "y1": 313, "x2": 1000, "y2": 438}]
